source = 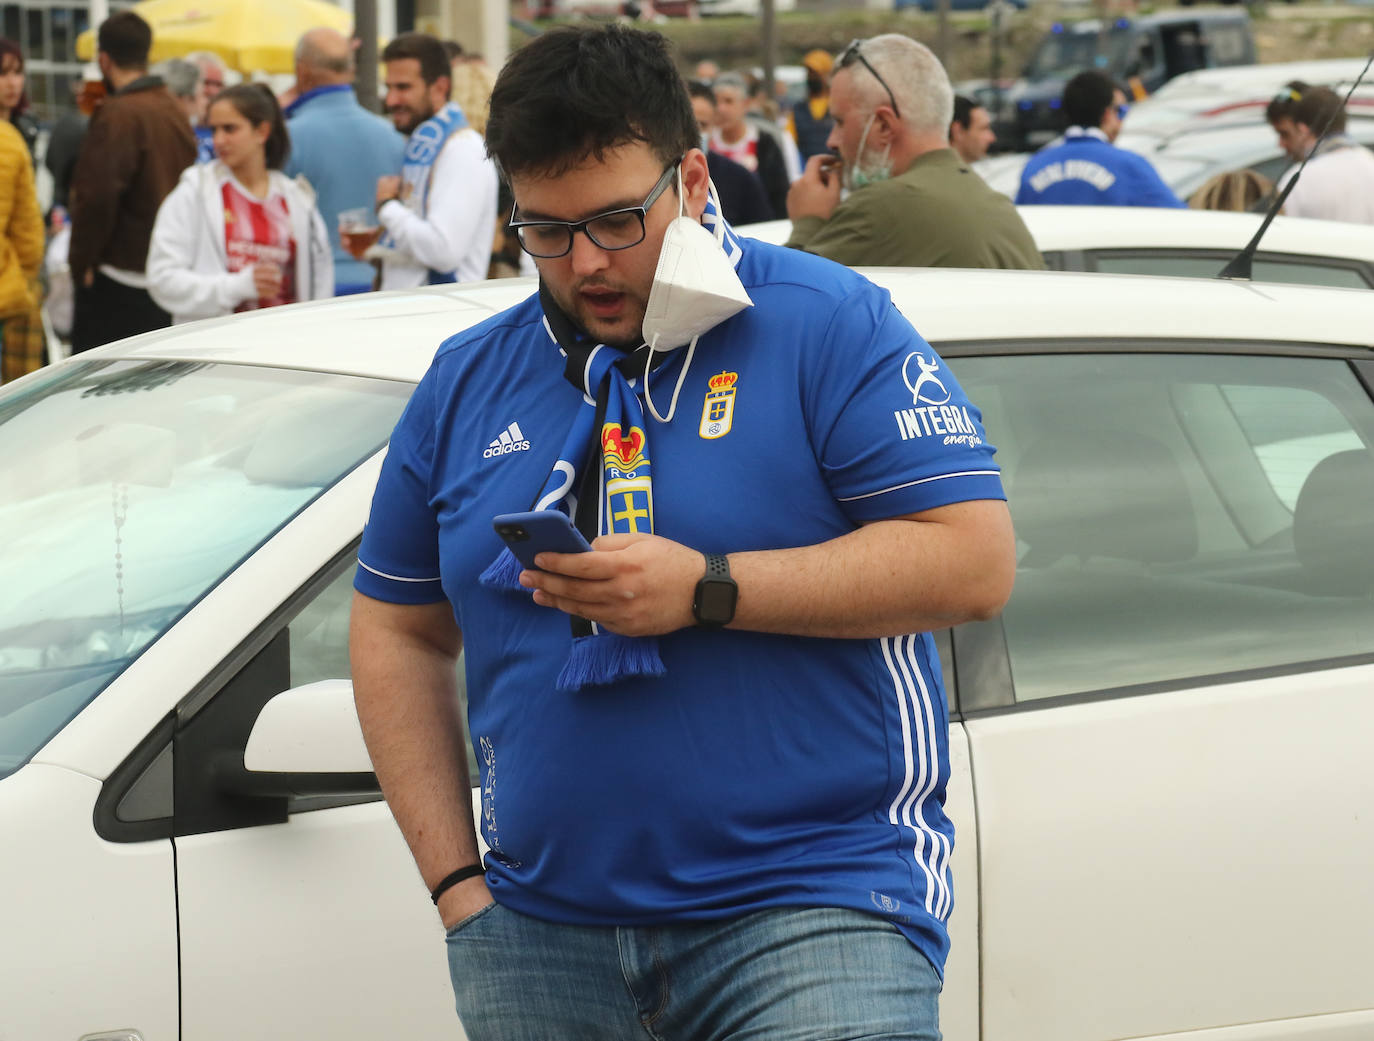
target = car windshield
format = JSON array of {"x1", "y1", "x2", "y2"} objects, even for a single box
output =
[
  {"x1": 0, "y1": 360, "x2": 411, "y2": 780},
  {"x1": 1025, "y1": 28, "x2": 1132, "y2": 82}
]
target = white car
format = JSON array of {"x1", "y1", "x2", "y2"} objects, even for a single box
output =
[
  {"x1": 1124, "y1": 58, "x2": 1374, "y2": 137},
  {"x1": 4, "y1": 271, "x2": 1374, "y2": 1041},
  {"x1": 742, "y1": 206, "x2": 1374, "y2": 288}
]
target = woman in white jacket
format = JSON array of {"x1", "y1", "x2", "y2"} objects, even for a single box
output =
[{"x1": 148, "y1": 84, "x2": 332, "y2": 323}]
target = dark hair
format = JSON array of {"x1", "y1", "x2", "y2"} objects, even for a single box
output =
[
  {"x1": 212, "y1": 83, "x2": 291, "y2": 170},
  {"x1": 382, "y1": 32, "x2": 452, "y2": 89},
  {"x1": 686, "y1": 79, "x2": 716, "y2": 107},
  {"x1": 0, "y1": 38, "x2": 29, "y2": 116},
  {"x1": 441, "y1": 39, "x2": 464, "y2": 62},
  {"x1": 951, "y1": 93, "x2": 979, "y2": 131},
  {"x1": 1062, "y1": 69, "x2": 1118, "y2": 130},
  {"x1": 1266, "y1": 80, "x2": 1346, "y2": 135},
  {"x1": 486, "y1": 25, "x2": 697, "y2": 180},
  {"x1": 98, "y1": 11, "x2": 153, "y2": 70}
]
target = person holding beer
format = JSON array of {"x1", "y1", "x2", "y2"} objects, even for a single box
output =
[{"x1": 148, "y1": 83, "x2": 332, "y2": 323}]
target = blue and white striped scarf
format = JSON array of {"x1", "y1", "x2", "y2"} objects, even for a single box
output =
[{"x1": 379, "y1": 101, "x2": 470, "y2": 282}]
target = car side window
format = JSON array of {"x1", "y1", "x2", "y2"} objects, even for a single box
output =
[
  {"x1": 1249, "y1": 155, "x2": 1293, "y2": 186},
  {"x1": 1088, "y1": 252, "x2": 1372, "y2": 289},
  {"x1": 1207, "y1": 24, "x2": 1251, "y2": 66},
  {"x1": 283, "y1": 562, "x2": 477, "y2": 784},
  {"x1": 956, "y1": 352, "x2": 1374, "y2": 702}
]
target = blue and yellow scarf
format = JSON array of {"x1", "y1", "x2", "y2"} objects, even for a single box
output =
[{"x1": 481, "y1": 282, "x2": 674, "y2": 690}]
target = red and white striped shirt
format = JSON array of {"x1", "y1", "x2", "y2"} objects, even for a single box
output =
[{"x1": 222, "y1": 178, "x2": 297, "y2": 311}]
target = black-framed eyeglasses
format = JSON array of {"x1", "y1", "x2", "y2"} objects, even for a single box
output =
[
  {"x1": 837, "y1": 39, "x2": 901, "y2": 120},
  {"x1": 509, "y1": 160, "x2": 680, "y2": 259}
]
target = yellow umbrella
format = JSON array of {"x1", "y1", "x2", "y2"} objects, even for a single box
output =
[{"x1": 76, "y1": 0, "x2": 353, "y2": 75}]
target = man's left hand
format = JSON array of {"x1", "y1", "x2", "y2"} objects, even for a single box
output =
[
  {"x1": 519, "y1": 533, "x2": 705, "y2": 637},
  {"x1": 375, "y1": 175, "x2": 402, "y2": 210}
]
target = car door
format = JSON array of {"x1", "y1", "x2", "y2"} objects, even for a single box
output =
[
  {"x1": 950, "y1": 347, "x2": 1374, "y2": 1041},
  {"x1": 168, "y1": 548, "x2": 465, "y2": 1041}
]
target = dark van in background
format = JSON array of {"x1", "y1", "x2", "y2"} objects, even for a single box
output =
[{"x1": 994, "y1": 10, "x2": 1256, "y2": 151}]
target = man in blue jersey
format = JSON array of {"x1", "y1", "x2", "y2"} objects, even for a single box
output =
[
  {"x1": 350, "y1": 23, "x2": 1015, "y2": 1041},
  {"x1": 1016, "y1": 69, "x2": 1184, "y2": 208}
]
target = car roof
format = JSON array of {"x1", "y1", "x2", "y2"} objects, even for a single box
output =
[
  {"x1": 95, "y1": 268, "x2": 1374, "y2": 384},
  {"x1": 1150, "y1": 58, "x2": 1374, "y2": 102},
  {"x1": 739, "y1": 210, "x2": 1374, "y2": 265}
]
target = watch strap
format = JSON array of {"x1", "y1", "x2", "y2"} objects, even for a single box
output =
[{"x1": 693, "y1": 552, "x2": 738, "y2": 628}]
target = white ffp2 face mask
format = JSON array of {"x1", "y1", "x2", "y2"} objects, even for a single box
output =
[{"x1": 640, "y1": 172, "x2": 753, "y2": 352}]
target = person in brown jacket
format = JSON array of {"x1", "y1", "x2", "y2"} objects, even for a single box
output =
[{"x1": 69, "y1": 10, "x2": 196, "y2": 352}]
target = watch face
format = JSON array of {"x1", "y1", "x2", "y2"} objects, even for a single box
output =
[{"x1": 697, "y1": 580, "x2": 738, "y2": 623}]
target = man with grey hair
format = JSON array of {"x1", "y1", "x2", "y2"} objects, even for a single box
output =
[
  {"x1": 154, "y1": 58, "x2": 200, "y2": 123},
  {"x1": 185, "y1": 50, "x2": 227, "y2": 163},
  {"x1": 284, "y1": 26, "x2": 404, "y2": 294},
  {"x1": 786, "y1": 34, "x2": 1041, "y2": 270}
]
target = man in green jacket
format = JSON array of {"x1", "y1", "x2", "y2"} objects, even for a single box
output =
[{"x1": 786, "y1": 34, "x2": 1043, "y2": 271}]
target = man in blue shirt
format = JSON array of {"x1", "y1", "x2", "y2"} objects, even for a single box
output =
[
  {"x1": 350, "y1": 24, "x2": 1015, "y2": 1041},
  {"x1": 1016, "y1": 69, "x2": 1184, "y2": 208},
  {"x1": 284, "y1": 28, "x2": 404, "y2": 295}
]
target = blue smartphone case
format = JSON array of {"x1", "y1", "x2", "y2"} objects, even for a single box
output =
[{"x1": 493, "y1": 511, "x2": 592, "y2": 571}]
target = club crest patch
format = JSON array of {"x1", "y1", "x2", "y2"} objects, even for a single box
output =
[
  {"x1": 602, "y1": 423, "x2": 653, "y2": 534},
  {"x1": 699, "y1": 371, "x2": 738, "y2": 440}
]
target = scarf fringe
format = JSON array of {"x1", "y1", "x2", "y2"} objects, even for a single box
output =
[
  {"x1": 479, "y1": 547, "x2": 526, "y2": 591},
  {"x1": 556, "y1": 632, "x2": 666, "y2": 691}
]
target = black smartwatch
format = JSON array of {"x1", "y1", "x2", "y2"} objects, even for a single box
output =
[{"x1": 692, "y1": 552, "x2": 738, "y2": 628}]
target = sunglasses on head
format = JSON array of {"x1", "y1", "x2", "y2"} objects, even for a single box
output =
[{"x1": 837, "y1": 39, "x2": 901, "y2": 120}]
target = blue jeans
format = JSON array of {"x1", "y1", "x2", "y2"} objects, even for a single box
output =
[{"x1": 445, "y1": 903, "x2": 941, "y2": 1041}]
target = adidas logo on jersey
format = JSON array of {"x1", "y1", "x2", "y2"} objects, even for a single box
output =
[{"x1": 483, "y1": 422, "x2": 531, "y2": 458}]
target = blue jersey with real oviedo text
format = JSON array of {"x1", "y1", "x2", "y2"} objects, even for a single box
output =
[
  {"x1": 355, "y1": 238, "x2": 1005, "y2": 976},
  {"x1": 1015, "y1": 128, "x2": 1185, "y2": 208}
]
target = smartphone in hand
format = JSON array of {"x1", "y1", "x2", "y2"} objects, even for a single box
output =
[{"x1": 493, "y1": 511, "x2": 592, "y2": 571}]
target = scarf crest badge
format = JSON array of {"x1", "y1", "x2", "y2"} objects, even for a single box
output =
[{"x1": 480, "y1": 191, "x2": 747, "y2": 692}]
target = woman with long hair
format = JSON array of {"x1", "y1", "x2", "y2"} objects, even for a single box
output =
[
  {"x1": 0, "y1": 38, "x2": 38, "y2": 158},
  {"x1": 0, "y1": 37, "x2": 43, "y2": 383},
  {"x1": 148, "y1": 83, "x2": 331, "y2": 322}
]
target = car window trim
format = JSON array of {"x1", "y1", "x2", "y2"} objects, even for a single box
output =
[
  {"x1": 1081, "y1": 248, "x2": 1374, "y2": 288},
  {"x1": 964, "y1": 651, "x2": 1374, "y2": 720},
  {"x1": 934, "y1": 337, "x2": 1373, "y2": 361},
  {"x1": 96, "y1": 537, "x2": 368, "y2": 844}
]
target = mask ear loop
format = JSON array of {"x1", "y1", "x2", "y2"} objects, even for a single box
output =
[{"x1": 644, "y1": 335, "x2": 697, "y2": 424}]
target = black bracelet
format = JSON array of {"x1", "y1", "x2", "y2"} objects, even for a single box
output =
[{"x1": 430, "y1": 863, "x2": 485, "y2": 904}]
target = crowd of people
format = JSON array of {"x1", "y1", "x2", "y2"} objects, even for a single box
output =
[
  {"x1": 0, "y1": 11, "x2": 508, "y2": 383},
  {"x1": 0, "y1": 15, "x2": 1368, "y2": 389}
]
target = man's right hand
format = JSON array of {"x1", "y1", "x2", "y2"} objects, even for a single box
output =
[
  {"x1": 787, "y1": 154, "x2": 844, "y2": 222},
  {"x1": 437, "y1": 875, "x2": 495, "y2": 931},
  {"x1": 252, "y1": 262, "x2": 283, "y2": 300}
]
